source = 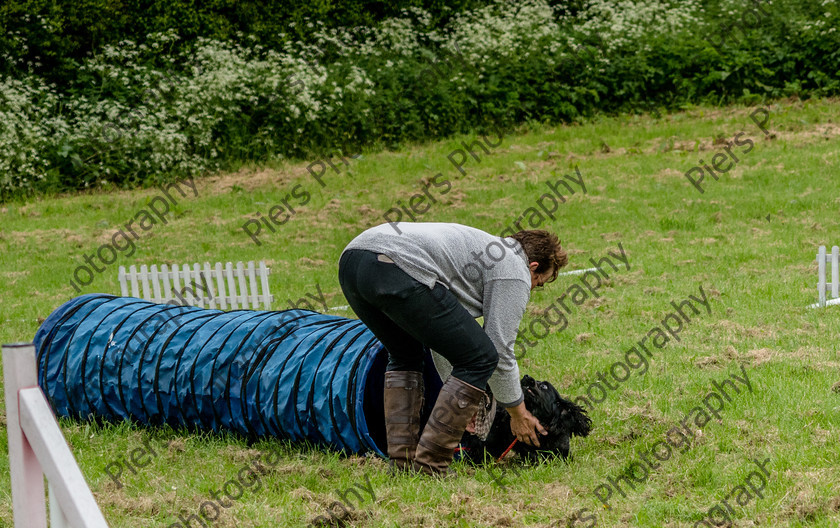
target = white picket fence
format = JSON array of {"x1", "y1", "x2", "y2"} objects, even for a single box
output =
[
  {"x1": 811, "y1": 245, "x2": 840, "y2": 308},
  {"x1": 4, "y1": 343, "x2": 109, "y2": 528},
  {"x1": 118, "y1": 261, "x2": 273, "y2": 310}
]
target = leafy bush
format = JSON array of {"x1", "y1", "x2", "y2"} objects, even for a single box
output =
[
  {"x1": 0, "y1": 0, "x2": 489, "y2": 84},
  {"x1": 1, "y1": 0, "x2": 839, "y2": 201}
]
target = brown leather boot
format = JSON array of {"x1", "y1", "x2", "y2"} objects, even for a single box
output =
[
  {"x1": 413, "y1": 376, "x2": 485, "y2": 476},
  {"x1": 384, "y1": 370, "x2": 424, "y2": 472}
]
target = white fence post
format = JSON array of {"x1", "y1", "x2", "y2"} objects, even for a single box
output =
[
  {"x1": 128, "y1": 265, "x2": 140, "y2": 299},
  {"x1": 3, "y1": 343, "x2": 48, "y2": 528},
  {"x1": 832, "y1": 246, "x2": 839, "y2": 300},
  {"x1": 3, "y1": 343, "x2": 110, "y2": 528},
  {"x1": 818, "y1": 246, "x2": 827, "y2": 308},
  {"x1": 259, "y1": 261, "x2": 272, "y2": 309},
  {"x1": 236, "y1": 261, "x2": 249, "y2": 309},
  {"x1": 19, "y1": 388, "x2": 109, "y2": 527},
  {"x1": 49, "y1": 482, "x2": 69, "y2": 528},
  {"x1": 247, "y1": 261, "x2": 259, "y2": 309},
  {"x1": 118, "y1": 267, "x2": 129, "y2": 298},
  {"x1": 215, "y1": 262, "x2": 227, "y2": 310},
  {"x1": 225, "y1": 262, "x2": 238, "y2": 309}
]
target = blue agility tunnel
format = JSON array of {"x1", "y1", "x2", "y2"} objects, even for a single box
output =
[{"x1": 33, "y1": 294, "x2": 442, "y2": 456}]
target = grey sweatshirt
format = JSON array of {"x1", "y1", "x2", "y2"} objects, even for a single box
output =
[{"x1": 342, "y1": 222, "x2": 530, "y2": 406}]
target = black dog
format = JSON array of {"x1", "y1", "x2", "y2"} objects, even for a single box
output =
[{"x1": 457, "y1": 375, "x2": 592, "y2": 463}]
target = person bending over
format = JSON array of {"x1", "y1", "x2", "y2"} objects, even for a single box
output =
[{"x1": 338, "y1": 222, "x2": 567, "y2": 475}]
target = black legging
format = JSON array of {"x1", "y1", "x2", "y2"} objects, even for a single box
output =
[{"x1": 338, "y1": 249, "x2": 498, "y2": 389}]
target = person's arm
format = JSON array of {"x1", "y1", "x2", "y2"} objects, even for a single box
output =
[
  {"x1": 482, "y1": 279, "x2": 548, "y2": 446},
  {"x1": 482, "y1": 279, "x2": 528, "y2": 406}
]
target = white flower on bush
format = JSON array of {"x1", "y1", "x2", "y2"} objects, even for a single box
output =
[{"x1": 0, "y1": 0, "x2": 776, "y2": 199}]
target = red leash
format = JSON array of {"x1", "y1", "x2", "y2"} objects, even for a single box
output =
[
  {"x1": 454, "y1": 438, "x2": 518, "y2": 462},
  {"x1": 498, "y1": 439, "x2": 518, "y2": 460},
  {"x1": 454, "y1": 438, "x2": 517, "y2": 460}
]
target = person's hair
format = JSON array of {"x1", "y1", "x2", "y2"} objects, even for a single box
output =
[{"x1": 511, "y1": 230, "x2": 567, "y2": 282}]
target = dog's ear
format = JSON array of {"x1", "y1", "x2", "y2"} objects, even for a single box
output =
[
  {"x1": 546, "y1": 405, "x2": 564, "y2": 432},
  {"x1": 559, "y1": 399, "x2": 593, "y2": 438}
]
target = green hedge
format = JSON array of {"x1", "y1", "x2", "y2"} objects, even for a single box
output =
[
  {"x1": 0, "y1": 0, "x2": 487, "y2": 84},
  {"x1": 1, "y1": 0, "x2": 839, "y2": 201}
]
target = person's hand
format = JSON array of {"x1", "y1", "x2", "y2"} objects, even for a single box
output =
[{"x1": 506, "y1": 401, "x2": 548, "y2": 447}]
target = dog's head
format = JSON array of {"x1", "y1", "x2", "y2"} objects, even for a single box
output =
[{"x1": 518, "y1": 375, "x2": 592, "y2": 460}]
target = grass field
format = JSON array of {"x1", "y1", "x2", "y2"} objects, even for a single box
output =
[{"x1": 2, "y1": 98, "x2": 840, "y2": 528}]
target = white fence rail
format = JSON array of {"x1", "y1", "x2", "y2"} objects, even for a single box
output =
[
  {"x1": 118, "y1": 260, "x2": 273, "y2": 310},
  {"x1": 557, "y1": 267, "x2": 599, "y2": 276},
  {"x1": 811, "y1": 245, "x2": 840, "y2": 308},
  {"x1": 3, "y1": 343, "x2": 109, "y2": 528}
]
